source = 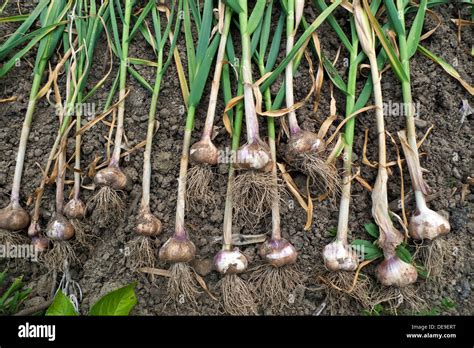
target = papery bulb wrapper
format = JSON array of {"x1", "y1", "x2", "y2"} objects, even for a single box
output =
[
  {"x1": 135, "y1": 210, "x2": 162, "y2": 236},
  {"x1": 322, "y1": 240, "x2": 358, "y2": 272},
  {"x1": 64, "y1": 199, "x2": 86, "y2": 219},
  {"x1": 375, "y1": 255, "x2": 417, "y2": 287},
  {"x1": 259, "y1": 238, "x2": 298, "y2": 267},
  {"x1": 214, "y1": 248, "x2": 248, "y2": 275},
  {"x1": 159, "y1": 234, "x2": 196, "y2": 263},
  {"x1": 46, "y1": 214, "x2": 75, "y2": 241},
  {"x1": 94, "y1": 166, "x2": 128, "y2": 190},
  {"x1": 189, "y1": 139, "x2": 219, "y2": 166},
  {"x1": 0, "y1": 203, "x2": 30, "y2": 231},
  {"x1": 234, "y1": 143, "x2": 273, "y2": 172},
  {"x1": 286, "y1": 130, "x2": 326, "y2": 160},
  {"x1": 408, "y1": 207, "x2": 450, "y2": 240}
]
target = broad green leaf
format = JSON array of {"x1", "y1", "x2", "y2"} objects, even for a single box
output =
[
  {"x1": 416, "y1": 263, "x2": 429, "y2": 278},
  {"x1": 258, "y1": 1, "x2": 273, "y2": 59},
  {"x1": 188, "y1": 0, "x2": 202, "y2": 29},
  {"x1": 0, "y1": 21, "x2": 67, "y2": 62},
  {"x1": 128, "y1": 0, "x2": 154, "y2": 42},
  {"x1": 354, "y1": 48, "x2": 388, "y2": 110},
  {"x1": 370, "y1": 0, "x2": 383, "y2": 12},
  {"x1": 0, "y1": 28, "x2": 54, "y2": 78},
  {"x1": 383, "y1": 0, "x2": 405, "y2": 36},
  {"x1": 114, "y1": 0, "x2": 125, "y2": 23},
  {"x1": 417, "y1": 45, "x2": 474, "y2": 95},
  {"x1": 89, "y1": 283, "x2": 137, "y2": 316},
  {"x1": 396, "y1": 244, "x2": 412, "y2": 263},
  {"x1": 313, "y1": 0, "x2": 352, "y2": 52},
  {"x1": 301, "y1": 16, "x2": 348, "y2": 94},
  {"x1": 264, "y1": 12, "x2": 284, "y2": 72},
  {"x1": 183, "y1": 0, "x2": 196, "y2": 82},
  {"x1": 188, "y1": 35, "x2": 220, "y2": 106},
  {"x1": 362, "y1": 0, "x2": 408, "y2": 83},
  {"x1": 109, "y1": 0, "x2": 122, "y2": 58},
  {"x1": 46, "y1": 291, "x2": 78, "y2": 316},
  {"x1": 128, "y1": 57, "x2": 159, "y2": 67},
  {"x1": 271, "y1": 44, "x2": 305, "y2": 110},
  {"x1": 0, "y1": 0, "x2": 50, "y2": 58},
  {"x1": 364, "y1": 222, "x2": 380, "y2": 238},
  {"x1": 223, "y1": 0, "x2": 244, "y2": 13},
  {"x1": 34, "y1": 0, "x2": 69, "y2": 74},
  {"x1": 195, "y1": 0, "x2": 214, "y2": 67},
  {"x1": 426, "y1": 0, "x2": 449, "y2": 9},
  {"x1": 247, "y1": 0, "x2": 266, "y2": 35},
  {"x1": 128, "y1": 66, "x2": 154, "y2": 93},
  {"x1": 322, "y1": 54, "x2": 348, "y2": 94},
  {"x1": 251, "y1": 16, "x2": 263, "y2": 56},
  {"x1": 158, "y1": 0, "x2": 177, "y2": 52},
  {"x1": 103, "y1": 73, "x2": 121, "y2": 112},
  {"x1": 0, "y1": 14, "x2": 29, "y2": 23},
  {"x1": 0, "y1": 277, "x2": 21, "y2": 306},
  {"x1": 160, "y1": 0, "x2": 183, "y2": 77},
  {"x1": 351, "y1": 240, "x2": 383, "y2": 260},
  {"x1": 152, "y1": 6, "x2": 163, "y2": 51},
  {"x1": 138, "y1": 22, "x2": 157, "y2": 50},
  {"x1": 406, "y1": 0, "x2": 428, "y2": 58},
  {"x1": 260, "y1": 0, "x2": 343, "y2": 92}
]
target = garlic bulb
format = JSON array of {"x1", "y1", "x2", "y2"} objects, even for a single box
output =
[
  {"x1": 46, "y1": 214, "x2": 75, "y2": 241},
  {"x1": 0, "y1": 203, "x2": 30, "y2": 231},
  {"x1": 375, "y1": 255, "x2": 417, "y2": 287},
  {"x1": 190, "y1": 138, "x2": 219, "y2": 166},
  {"x1": 214, "y1": 248, "x2": 248, "y2": 275},
  {"x1": 323, "y1": 240, "x2": 358, "y2": 272},
  {"x1": 159, "y1": 233, "x2": 196, "y2": 264},
  {"x1": 259, "y1": 238, "x2": 297, "y2": 267},
  {"x1": 408, "y1": 206, "x2": 450, "y2": 240}
]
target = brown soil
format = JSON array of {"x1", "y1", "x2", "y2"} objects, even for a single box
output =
[{"x1": 0, "y1": 2, "x2": 472, "y2": 315}]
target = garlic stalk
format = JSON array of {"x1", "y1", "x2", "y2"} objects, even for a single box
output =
[
  {"x1": 354, "y1": 0, "x2": 416, "y2": 287},
  {"x1": 323, "y1": 18, "x2": 360, "y2": 272},
  {"x1": 285, "y1": 0, "x2": 326, "y2": 159},
  {"x1": 189, "y1": 2, "x2": 231, "y2": 166},
  {"x1": 233, "y1": 0, "x2": 272, "y2": 172},
  {"x1": 395, "y1": 0, "x2": 450, "y2": 241}
]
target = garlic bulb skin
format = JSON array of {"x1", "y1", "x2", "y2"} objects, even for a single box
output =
[
  {"x1": 322, "y1": 240, "x2": 358, "y2": 272},
  {"x1": 46, "y1": 214, "x2": 75, "y2": 241},
  {"x1": 408, "y1": 207, "x2": 450, "y2": 240},
  {"x1": 259, "y1": 238, "x2": 298, "y2": 267},
  {"x1": 234, "y1": 143, "x2": 272, "y2": 172},
  {"x1": 214, "y1": 248, "x2": 248, "y2": 275},
  {"x1": 190, "y1": 138, "x2": 219, "y2": 166},
  {"x1": 94, "y1": 166, "x2": 128, "y2": 190},
  {"x1": 135, "y1": 210, "x2": 162, "y2": 237},
  {"x1": 159, "y1": 234, "x2": 196, "y2": 263},
  {"x1": 0, "y1": 203, "x2": 30, "y2": 231},
  {"x1": 286, "y1": 130, "x2": 326, "y2": 158},
  {"x1": 375, "y1": 255, "x2": 417, "y2": 287},
  {"x1": 64, "y1": 198, "x2": 86, "y2": 219}
]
